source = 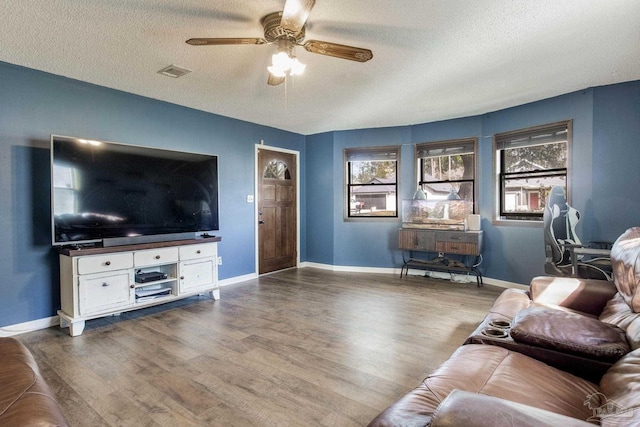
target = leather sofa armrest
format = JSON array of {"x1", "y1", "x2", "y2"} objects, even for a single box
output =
[
  {"x1": 530, "y1": 276, "x2": 617, "y2": 316},
  {"x1": 430, "y1": 390, "x2": 594, "y2": 427}
]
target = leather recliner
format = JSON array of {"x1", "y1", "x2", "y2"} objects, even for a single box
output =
[
  {"x1": 0, "y1": 337, "x2": 69, "y2": 426},
  {"x1": 369, "y1": 227, "x2": 640, "y2": 426},
  {"x1": 466, "y1": 226, "x2": 640, "y2": 382}
]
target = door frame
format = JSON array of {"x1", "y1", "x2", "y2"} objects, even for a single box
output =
[{"x1": 254, "y1": 143, "x2": 300, "y2": 275}]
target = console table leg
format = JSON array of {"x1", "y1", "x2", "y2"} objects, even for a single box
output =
[
  {"x1": 58, "y1": 313, "x2": 85, "y2": 336},
  {"x1": 68, "y1": 320, "x2": 85, "y2": 337}
]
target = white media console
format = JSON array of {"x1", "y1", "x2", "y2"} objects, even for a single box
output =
[{"x1": 57, "y1": 237, "x2": 221, "y2": 336}]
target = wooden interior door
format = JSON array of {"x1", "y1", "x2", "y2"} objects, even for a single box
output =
[{"x1": 258, "y1": 148, "x2": 297, "y2": 274}]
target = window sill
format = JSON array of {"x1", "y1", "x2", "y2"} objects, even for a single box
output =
[
  {"x1": 344, "y1": 216, "x2": 401, "y2": 223},
  {"x1": 492, "y1": 218, "x2": 543, "y2": 228}
]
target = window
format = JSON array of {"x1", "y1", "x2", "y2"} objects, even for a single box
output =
[
  {"x1": 345, "y1": 145, "x2": 399, "y2": 218},
  {"x1": 264, "y1": 160, "x2": 291, "y2": 179},
  {"x1": 494, "y1": 121, "x2": 570, "y2": 221},
  {"x1": 416, "y1": 138, "x2": 477, "y2": 212},
  {"x1": 52, "y1": 164, "x2": 79, "y2": 214}
]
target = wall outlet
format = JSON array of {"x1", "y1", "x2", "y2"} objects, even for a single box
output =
[{"x1": 217, "y1": 256, "x2": 222, "y2": 265}]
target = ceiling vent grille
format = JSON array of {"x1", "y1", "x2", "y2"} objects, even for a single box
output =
[{"x1": 157, "y1": 64, "x2": 192, "y2": 78}]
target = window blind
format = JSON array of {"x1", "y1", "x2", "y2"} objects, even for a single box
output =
[
  {"x1": 345, "y1": 146, "x2": 399, "y2": 162},
  {"x1": 415, "y1": 138, "x2": 476, "y2": 158},
  {"x1": 495, "y1": 122, "x2": 569, "y2": 151}
]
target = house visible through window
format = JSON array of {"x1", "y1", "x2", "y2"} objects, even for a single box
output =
[
  {"x1": 345, "y1": 145, "x2": 399, "y2": 218},
  {"x1": 416, "y1": 138, "x2": 477, "y2": 212},
  {"x1": 494, "y1": 120, "x2": 570, "y2": 221}
]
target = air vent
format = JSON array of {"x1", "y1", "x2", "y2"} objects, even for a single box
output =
[{"x1": 157, "y1": 64, "x2": 192, "y2": 78}]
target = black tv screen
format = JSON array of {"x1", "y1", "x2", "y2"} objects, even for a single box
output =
[{"x1": 51, "y1": 135, "x2": 219, "y2": 246}]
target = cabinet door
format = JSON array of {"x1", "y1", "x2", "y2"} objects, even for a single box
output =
[
  {"x1": 79, "y1": 271, "x2": 133, "y2": 315},
  {"x1": 179, "y1": 259, "x2": 216, "y2": 293},
  {"x1": 398, "y1": 229, "x2": 435, "y2": 251},
  {"x1": 399, "y1": 229, "x2": 418, "y2": 250}
]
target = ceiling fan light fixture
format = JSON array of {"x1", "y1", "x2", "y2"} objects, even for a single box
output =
[
  {"x1": 271, "y1": 51, "x2": 292, "y2": 72},
  {"x1": 187, "y1": 0, "x2": 372, "y2": 86},
  {"x1": 267, "y1": 65, "x2": 287, "y2": 77},
  {"x1": 289, "y1": 57, "x2": 306, "y2": 76},
  {"x1": 267, "y1": 42, "x2": 305, "y2": 78}
]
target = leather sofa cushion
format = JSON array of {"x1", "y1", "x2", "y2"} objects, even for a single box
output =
[
  {"x1": 0, "y1": 338, "x2": 69, "y2": 426},
  {"x1": 367, "y1": 344, "x2": 599, "y2": 426},
  {"x1": 600, "y1": 293, "x2": 640, "y2": 349},
  {"x1": 511, "y1": 306, "x2": 630, "y2": 362},
  {"x1": 485, "y1": 287, "x2": 532, "y2": 319},
  {"x1": 598, "y1": 348, "x2": 640, "y2": 426},
  {"x1": 610, "y1": 226, "x2": 640, "y2": 312},
  {"x1": 530, "y1": 276, "x2": 617, "y2": 317},
  {"x1": 430, "y1": 390, "x2": 594, "y2": 427}
]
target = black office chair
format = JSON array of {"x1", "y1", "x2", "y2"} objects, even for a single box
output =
[{"x1": 543, "y1": 186, "x2": 612, "y2": 280}]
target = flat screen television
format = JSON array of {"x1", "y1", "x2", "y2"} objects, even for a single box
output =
[{"x1": 51, "y1": 135, "x2": 219, "y2": 247}]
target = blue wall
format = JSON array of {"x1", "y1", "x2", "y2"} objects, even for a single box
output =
[
  {"x1": 1, "y1": 58, "x2": 639, "y2": 328},
  {"x1": 0, "y1": 61, "x2": 305, "y2": 327},
  {"x1": 478, "y1": 89, "x2": 595, "y2": 283},
  {"x1": 305, "y1": 132, "x2": 335, "y2": 265},
  {"x1": 592, "y1": 83, "x2": 640, "y2": 240},
  {"x1": 305, "y1": 81, "x2": 640, "y2": 285}
]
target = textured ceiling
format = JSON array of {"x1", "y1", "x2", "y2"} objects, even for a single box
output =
[{"x1": 1, "y1": 0, "x2": 639, "y2": 135}]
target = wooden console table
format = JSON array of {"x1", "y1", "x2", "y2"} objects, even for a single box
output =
[{"x1": 398, "y1": 228, "x2": 484, "y2": 286}]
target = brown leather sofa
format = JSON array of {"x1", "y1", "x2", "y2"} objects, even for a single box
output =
[
  {"x1": 0, "y1": 337, "x2": 69, "y2": 426},
  {"x1": 369, "y1": 227, "x2": 640, "y2": 426}
]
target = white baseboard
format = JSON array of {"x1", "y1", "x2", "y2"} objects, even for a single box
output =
[
  {"x1": 0, "y1": 316, "x2": 60, "y2": 337},
  {"x1": 219, "y1": 273, "x2": 257, "y2": 287},
  {"x1": 300, "y1": 261, "x2": 401, "y2": 275},
  {"x1": 2, "y1": 266, "x2": 525, "y2": 336},
  {"x1": 300, "y1": 261, "x2": 527, "y2": 289},
  {"x1": 1, "y1": 274, "x2": 257, "y2": 337}
]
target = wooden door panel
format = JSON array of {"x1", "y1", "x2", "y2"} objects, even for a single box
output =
[
  {"x1": 277, "y1": 185, "x2": 293, "y2": 202},
  {"x1": 261, "y1": 207, "x2": 276, "y2": 259},
  {"x1": 258, "y1": 149, "x2": 297, "y2": 274},
  {"x1": 264, "y1": 184, "x2": 276, "y2": 201},
  {"x1": 281, "y1": 206, "x2": 294, "y2": 257}
]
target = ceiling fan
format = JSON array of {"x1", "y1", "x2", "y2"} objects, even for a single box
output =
[{"x1": 186, "y1": 0, "x2": 373, "y2": 86}]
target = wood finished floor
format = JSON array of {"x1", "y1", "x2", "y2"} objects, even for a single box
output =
[{"x1": 18, "y1": 268, "x2": 502, "y2": 427}]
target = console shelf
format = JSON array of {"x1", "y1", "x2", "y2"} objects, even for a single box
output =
[
  {"x1": 57, "y1": 237, "x2": 221, "y2": 336},
  {"x1": 398, "y1": 228, "x2": 483, "y2": 286}
]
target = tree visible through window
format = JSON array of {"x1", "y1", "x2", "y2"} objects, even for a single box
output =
[
  {"x1": 416, "y1": 138, "x2": 477, "y2": 211},
  {"x1": 495, "y1": 121, "x2": 570, "y2": 220},
  {"x1": 345, "y1": 146, "x2": 399, "y2": 218}
]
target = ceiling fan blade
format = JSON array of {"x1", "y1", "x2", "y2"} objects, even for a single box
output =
[
  {"x1": 186, "y1": 38, "x2": 267, "y2": 46},
  {"x1": 267, "y1": 73, "x2": 286, "y2": 86},
  {"x1": 303, "y1": 40, "x2": 373, "y2": 62},
  {"x1": 281, "y1": 0, "x2": 316, "y2": 35}
]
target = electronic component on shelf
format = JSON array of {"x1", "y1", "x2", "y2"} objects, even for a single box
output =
[{"x1": 135, "y1": 271, "x2": 168, "y2": 283}]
